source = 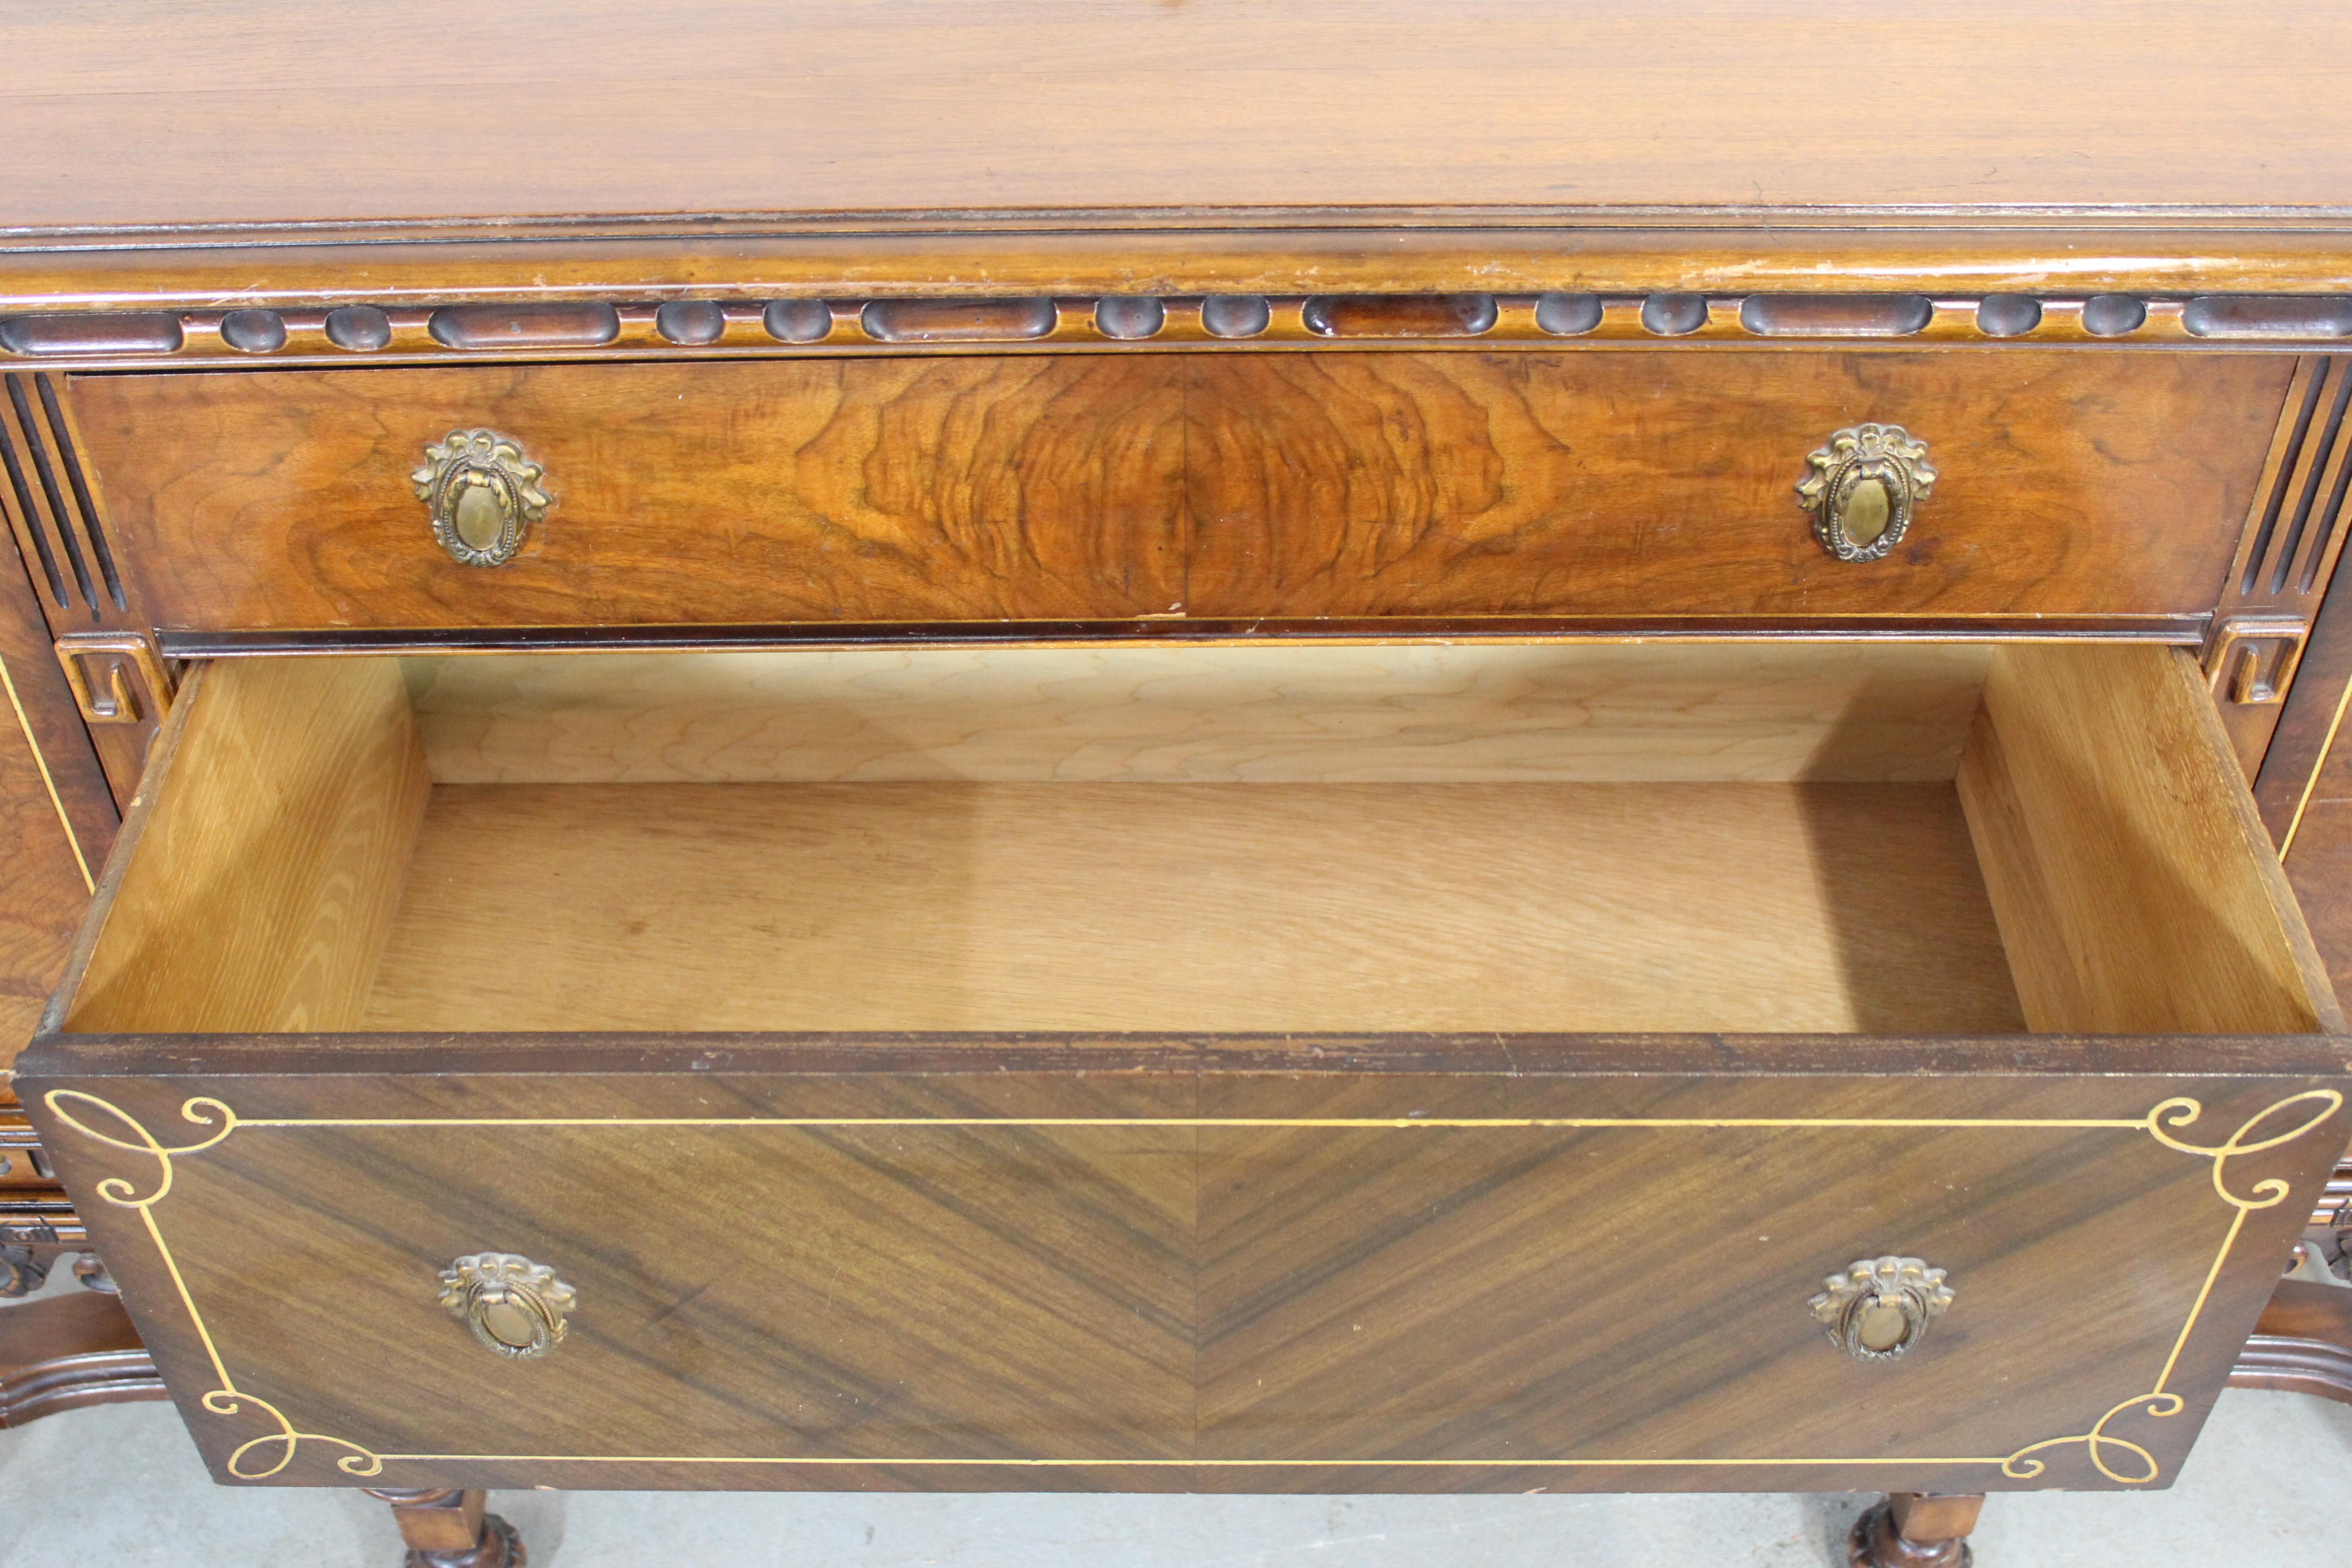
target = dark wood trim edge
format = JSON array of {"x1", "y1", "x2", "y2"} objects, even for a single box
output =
[{"x1": 153, "y1": 616, "x2": 2215, "y2": 660}]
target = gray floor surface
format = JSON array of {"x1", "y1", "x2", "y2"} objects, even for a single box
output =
[{"x1": 1, "y1": 1376, "x2": 2345, "y2": 1566}]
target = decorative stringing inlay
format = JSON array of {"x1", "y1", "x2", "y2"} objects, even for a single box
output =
[
  {"x1": 5, "y1": 294, "x2": 2352, "y2": 368},
  {"x1": 40, "y1": 1087, "x2": 2343, "y2": 1485}
]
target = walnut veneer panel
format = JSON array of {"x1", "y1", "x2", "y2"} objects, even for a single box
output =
[
  {"x1": 21, "y1": 1046, "x2": 2349, "y2": 1493},
  {"x1": 0, "y1": 556, "x2": 105, "y2": 1065},
  {"x1": 1186, "y1": 353, "x2": 2287, "y2": 620},
  {"x1": 67, "y1": 358, "x2": 1186, "y2": 631},
  {"x1": 10, "y1": 1, "x2": 2352, "y2": 227},
  {"x1": 2287, "y1": 802, "x2": 2352, "y2": 1003},
  {"x1": 0, "y1": 701, "x2": 92, "y2": 1062},
  {"x1": 70, "y1": 353, "x2": 2278, "y2": 632}
]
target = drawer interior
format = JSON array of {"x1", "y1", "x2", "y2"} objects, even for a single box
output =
[{"x1": 51, "y1": 641, "x2": 2341, "y2": 1040}]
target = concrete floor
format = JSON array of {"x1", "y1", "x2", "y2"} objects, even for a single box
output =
[{"x1": 1, "y1": 1374, "x2": 2346, "y2": 1566}]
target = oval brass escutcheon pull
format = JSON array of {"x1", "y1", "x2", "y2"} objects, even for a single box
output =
[
  {"x1": 411, "y1": 429, "x2": 552, "y2": 567},
  {"x1": 1795, "y1": 423, "x2": 1936, "y2": 562},
  {"x1": 438, "y1": 1252, "x2": 576, "y2": 1359},
  {"x1": 1808, "y1": 1254, "x2": 1953, "y2": 1362}
]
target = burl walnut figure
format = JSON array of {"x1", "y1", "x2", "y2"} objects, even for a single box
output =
[{"x1": 10, "y1": 6, "x2": 2352, "y2": 1567}]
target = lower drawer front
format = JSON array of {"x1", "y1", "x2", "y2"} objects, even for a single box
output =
[{"x1": 26, "y1": 1046, "x2": 2348, "y2": 1493}]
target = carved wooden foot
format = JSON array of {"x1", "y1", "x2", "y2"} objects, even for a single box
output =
[
  {"x1": 365, "y1": 1488, "x2": 525, "y2": 1568},
  {"x1": 1848, "y1": 1492, "x2": 1983, "y2": 1568},
  {"x1": 0, "y1": 1244, "x2": 49, "y2": 1297},
  {"x1": 0, "y1": 1289, "x2": 167, "y2": 1426}
]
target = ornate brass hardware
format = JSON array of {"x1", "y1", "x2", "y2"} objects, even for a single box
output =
[
  {"x1": 411, "y1": 429, "x2": 551, "y2": 568},
  {"x1": 54, "y1": 632, "x2": 174, "y2": 725},
  {"x1": 1795, "y1": 423, "x2": 1936, "y2": 562},
  {"x1": 1809, "y1": 1254, "x2": 1954, "y2": 1362},
  {"x1": 437, "y1": 1253, "x2": 575, "y2": 1359}
]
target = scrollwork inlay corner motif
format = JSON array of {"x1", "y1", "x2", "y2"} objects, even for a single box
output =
[
  {"x1": 41, "y1": 1090, "x2": 238, "y2": 1208},
  {"x1": 1997, "y1": 1089, "x2": 2344, "y2": 1485},
  {"x1": 33, "y1": 1084, "x2": 2349, "y2": 1484},
  {"x1": 39, "y1": 1091, "x2": 383, "y2": 1479}
]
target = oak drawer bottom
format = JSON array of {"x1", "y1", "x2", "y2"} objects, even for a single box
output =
[{"x1": 360, "y1": 778, "x2": 2019, "y2": 1035}]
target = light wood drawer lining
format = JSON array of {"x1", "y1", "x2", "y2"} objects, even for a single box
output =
[{"x1": 51, "y1": 641, "x2": 2338, "y2": 1040}]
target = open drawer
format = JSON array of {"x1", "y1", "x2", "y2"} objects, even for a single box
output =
[{"x1": 18, "y1": 639, "x2": 2352, "y2": 1494}]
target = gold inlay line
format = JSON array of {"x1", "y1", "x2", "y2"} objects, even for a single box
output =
[
  {"x1": 237, "y1": 1115, "x2": 2157, "y2": 1132},
  {"x1": 371, "y1": 1452, "x2": 2016, "y2": 1468},
  {"x1": 0, "y1": 652, "x2": 92, "y2": 892},
  {"x1": 2279, "y1": 652, "x2": 2352, "y2": 858}
]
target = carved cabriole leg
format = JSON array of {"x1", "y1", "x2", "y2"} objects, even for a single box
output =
[
  {"x1": 1848, "y1": 1492, "x2": 1984, "y2": 1568},
  {"x1": 364, "y1": 1488, "x2": 524, "y2": 1568}
]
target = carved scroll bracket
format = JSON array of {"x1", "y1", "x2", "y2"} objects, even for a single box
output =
[
  {"x1": 54, "y1": 632, "x2": 173, "y2": 726},
  {"x1": 2205, "y1": 613, "x2": 2308, "y2": 707}
]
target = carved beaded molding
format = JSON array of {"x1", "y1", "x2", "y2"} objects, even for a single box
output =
[{"x1": 4, "y1": 293, "x2": 2352, "y2": 367}]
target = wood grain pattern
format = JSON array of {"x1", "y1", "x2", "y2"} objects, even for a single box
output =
[
  {"x1": 405, "y1": 643, "x2": 1995, "y2": 786},
  {"x1": 0, "y1": 674, "x2": 93, "y2": 1067},
  {"x1": 0, "y1": 529, "x2": 109, "y2": 1071},
  {"x1": 65, "y1": 358, "x2": 1185, "y2": 632},
  {"x1": 9, "y1": 1, "x2": 2352, "y2": 228},
  {"x1": 1185, "y1": 352, "x2": 2285, "y2": 621},
  {"x1": 359, "y1": 779, "x2": 2023, "y2": 1036},
  {"x1": 68, "y1": 352, "x2": 2280, "y2": 632},
  {"x1": 1957, "y1": 646, "x2": 2341, "y2": 1035},
  {"x1": 2286, "y1": 801, "x2": 2352, "y2": 1003},
  {"x1": 20, "y1": 1044, "x2": 2348, "y2": 1493},
  {"x1": 59, "y1": 658, "x2": 428, "y2": 1034}
]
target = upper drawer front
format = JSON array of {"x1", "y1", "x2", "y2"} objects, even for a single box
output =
[{"x1": 67, "y1": 352, "x2": 2286, "y2": 634}]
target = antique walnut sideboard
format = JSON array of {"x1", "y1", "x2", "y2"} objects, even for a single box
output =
[{"x1": 14, "y1": 5, "x2": 2352, "y2": 1566}]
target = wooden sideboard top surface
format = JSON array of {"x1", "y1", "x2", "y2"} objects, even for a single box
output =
[
  {"x1": 8, "y1": 0, "x2": 2352, "y2": 226},
  {"x1": 8, "y1": 0, "x2": 2352, "y2": 304}
]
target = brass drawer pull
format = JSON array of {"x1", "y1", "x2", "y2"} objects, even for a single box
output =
[
  {"x1": 1809, "y1": 1254, "x2": 1953, "y2": 1362},
  {"x1": 412, "y1": 429, "x2": 551, "y2": 567},
  {"x1": 1796, "y1": 423, "x2": 1936, "y2": 562},
  {"x1": 438, "y1": 1252, "x2": 575, "y2": 1359}
]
